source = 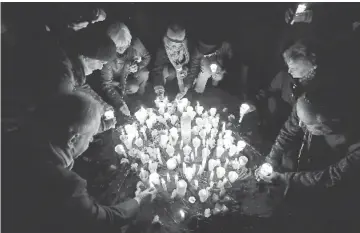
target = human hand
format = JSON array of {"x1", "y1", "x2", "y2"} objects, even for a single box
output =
[
  {"x1": 129, "y1": 64, "x2": 138, "y2": 73},
  {"x1": 177, "y1": 67, "x2": 188, "y2": 79},
  {"x1": 134, "y1": 187, "x2": 157, "y2": 204},
  {"x1": 69, "y1": 21, "x2": 89, "y2": 31},
  {"x1": 175, "y1": 87, "x2": 189, "y2": 100},
  {"x1": 257, "y1": 170, "x2": 286, "y2": 184},
  {"x1": 119, "y1": 104, "x2": 131, "y2": 116},
  {"x1": 92, "y1": 8, "x2": 106, "y2": 23}
]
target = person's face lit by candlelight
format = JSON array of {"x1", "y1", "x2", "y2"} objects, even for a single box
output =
[
  {"x1": 106, "y1": 22, "x2": 132, "y2": 54},
  {"x1": 283, "y1": 43, "x2": 317, "y2": 79}
]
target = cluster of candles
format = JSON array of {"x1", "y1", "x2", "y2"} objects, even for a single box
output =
[{"x1": 116, "y1": 96, "x2": 254, "y2": 210}]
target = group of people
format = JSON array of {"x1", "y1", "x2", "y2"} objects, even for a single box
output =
[{"x1": 2, "y1": 3, "x2": 360, "y2": 233}]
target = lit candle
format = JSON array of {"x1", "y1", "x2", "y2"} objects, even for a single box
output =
[
  {"x1": 198, "y1": 189, "x2": 209, "y2": 203},
  {"x1": 216, "y1": 146, "x2": 225, "y2": 158},
  {"x1": 176, "y1": 153, "x2": 182, "y2": 164},
  {"x1": 176, "y1": 180, "x2": 187, "y2": 197},
  {"x1": 216, "y1": 167, "x2": 226, "y2": 179},
  {"x1": 228, "y1": 171, "x2": 239, "y2": 183},
  {"x1": 183, "y1": 145, "x2": 192, "y2": 157},
  {"x1": 259, "y1": 163, "x2": 273, "y2": 176},
  {"x1": 166, "y1": 158, "x2": 177, "y2": 170},
  {"x1": 181, "y1": 113, "x2": 192, "y2": 145},
  {"x1": 237, "y1": 140, "x2": 247, "y2": 152},
  {"x1": 192, "y1": 137, "x2": 201, "y2": 158},
  {"x1": 210, "y1": 63, "x2": 218, "y2": 73},
  {"x1": 202, "y1": 147, "x2": 210, "y2": 160},
  {"x1": 209, "y1": 108, "x2": 217, "y2": 117},
  {"x1": 114, "y1": 144, "x2": 127, "y2": 158},
  {"x1": 222, "y1": 122, "x2": 226, "y2": 132},
  {"x1": 190, "y1": 152, "x2": 195, "y2": 161},
  {"x1": 156, "y1": 148, "x2": 163, "y2": 165},
  {"x1": 209, "y1": 171, "x2": 214, "y2": 181},
  {"x1": 104, "y1": 110, "x2": 115, "y2": 120},
  {"x1": 193, "y1": 179, "x2": 199, "y2": 190},
  {"x1": 179, "y1": 140, "x2": 184, "y2": 149},
  {"x1": 238, "y1": 156, "x2": 248, "y2": 166},
  {"x1": 174, "y1": 174, "x2": 179, "y2": 183},
  {"x1": 161, "y1": 178, "x2": 167, "y2": 192},
  {"x1": 149, "y1": 172, "x2": 160, "y2": 187},
  {"x1": 196, "y1": 102, "x2": 204, "y2": 115}
]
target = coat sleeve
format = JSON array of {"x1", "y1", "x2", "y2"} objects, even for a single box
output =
[
  {"x1": 134, "y1": 39, "x2": 151, "y2": 71},
  {"x1": 63, "y1": 172, "x2": 140, "y2": 232},
  {"x1": 151, "y1": 48, "x2": 170, "y2": 92},
  {"x1": 266, "y1": 106, "x2": 304, "y2": 167},
  {"x1": 99, "y1": 62, "x2": 126, "y2": 110},
  {"x1": 284, "y1": 142, "x2": 360, "y2": 190},
  {"x1": 185, "y1": 47, "x2": 203, "y2": 89}
]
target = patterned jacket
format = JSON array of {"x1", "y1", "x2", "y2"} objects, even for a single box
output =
[
  {"x1": 151, "y1": 40, "x2": 196, "y2": 91},
  {"x1": 267, "y1": 107, "x2": 360, "y2": 191},
  {"x1": 100, "y1": 38, "x2": 151, "y2": 108},
  {"x1": 187, "y1": 41, "x2": 233, "y2": 89}
]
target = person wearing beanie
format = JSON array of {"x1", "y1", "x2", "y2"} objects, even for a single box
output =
[
  {"x1": 151, "y1": 23, "x2": 196, "y2": 100},
  {"x1": 187, "y1": 25, "x2": 234, "y2": 94},
  {"x1": 2, "y1": 92, "x2": 156, "y2": 233},
  {"x1": 100, "y1": 22, "x2": 151, "y2": 117}
]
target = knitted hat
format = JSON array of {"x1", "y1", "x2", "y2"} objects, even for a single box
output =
[
  {"x1": 73, "y1": 29, "x2": 117, "y2": 62},
  {"x1": 165, "y1": 24, "x2": 186, "y2": 42}
]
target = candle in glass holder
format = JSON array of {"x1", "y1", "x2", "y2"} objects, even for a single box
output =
[
  {"x1": 166, "y1": 158, "x2": 177, "y2": 170},
  {"x1": 170, "y1": 115, "x2": 178, "y2": 125},
  {"x1": 237, "y1": 140, "x2": 247, "y2": 152},
  {"x1": 238, "y1": 156, "x2": 249, "y2": 166},
  {"x1": 196, "y1": 102, "x2": 204, "y2": 115},
  {"x1": 161, "y1": 178, "x2": 168, "y2": 192},
  {"x1": 216, "y1": 167, "x2": 226, "y2": 179},
  {"x1": 199, "y1": 189, "x2": 209, "y2": 203},
  {"x1": 202, "y1": 147, "x2": 210, "y2": 160},
  {"x1": 183, "y1": 145, "x2": 192, "y2": 157},
  {"x1": 181, "y1": 113, "x2": 192, "y2": 145},
  {"x1": 176, "y1": 180, "x2": 187, "y2": 197},
  {"x1": 115, "y1": 144, "x2": 127, "y2": 157},
  {"x1": 259, "y1": 163, "x2": 273, "y2": 176},
  {"x1": 216, "y1": 146, "x2": 225, "y2": 158},
  {"x1": 149, "y1": 172, "x2": 160, "y2": 187}
]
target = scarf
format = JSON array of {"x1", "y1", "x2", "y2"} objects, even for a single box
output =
[{"x1": 164, "y1": 36, "x2": 190, "y2": 70}]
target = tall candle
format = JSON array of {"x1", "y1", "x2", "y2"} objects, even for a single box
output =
[
  {"x1": 167, "y1": 173, "x2": 171, "y2": 182},
  {"x1": 176, "y1": 180, "x2": 187, "y2": 197},
  {"x1": 174, "y1": 174, "x2": 179, "y2": 183},
  {"x1": 181, "y1": 113, "x2": 192, "y2": 145},
  {"x1": 209, "y1": 171, "x2": 214, "y2": 181},
  {"x1": 161, "y1": 178, "x2": 168, "y2": 192}
]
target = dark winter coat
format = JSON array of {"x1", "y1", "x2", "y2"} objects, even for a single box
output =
[{"x1": 2, "y1": 128, "x2": 139, "y2": 233}]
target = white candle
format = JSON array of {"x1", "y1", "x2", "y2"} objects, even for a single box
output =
[
  {"x1": 157, "y1": 148, "x2": 163, "y2": 165},
  {"x1": 209, "y1": 171, "x2": 214, "y2": 181},
  {"x1": 191, "y1": 152, "x2": 195, "y2": 161},
  {"x1": 161, "y1": 178, "x2": 167, "y2": 192},
  {"x1": 259, "y1": 163, "x2": 273, "y2": 176},
  {"x1": 176, "y1": 180, "x2": 187, "y2": 197},
  {"x1": 174, "y1": 174, "x2": 179, "y2": 183},
  {"x1": 222, "y1": 122, "x2": 226, "y2": 132},
  {"x1": 167, "y1": 173, "x2": 171, "y2": 182}
]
